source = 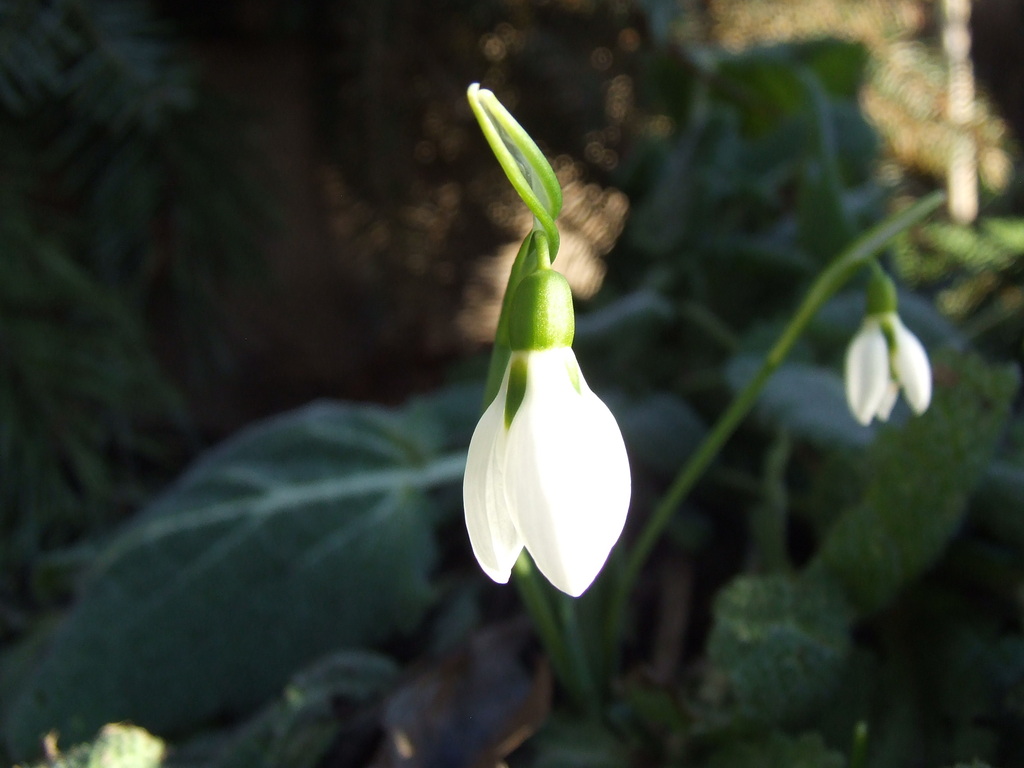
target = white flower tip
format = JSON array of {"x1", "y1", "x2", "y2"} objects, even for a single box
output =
[
  {"x1": 851, "y1": 408, "x2": 873, "y2": 427},
  {"x1": 528, "y1": 537, "x2": 613, "y2": 597},
  {"x1": 876, "y1": 382, "x2": 900, "y2": 422},
  {"x1": 531, "y1": 530, "x2": 622, "y2": 597},
  {"x1": 845, "y1": 319, "x2": 890, "y2": 426},
  {"x1": 906, "y1": 387, "x2": 932, "y2": 415},
  {"x1": 477, "y1": 559, "x2": 515, "y2": 585},
  {"x1": 464, "y1": 511, "x2": 523, "y2": 585},
  {"x1": 893, "y1": 323, "x2": 932, "y2": 415},
  {"x1": 549, "y1": 570, "x2": 598, "y2": 598},
  {"x1": 462, "y1": 348, "x2": 632, "y2": 597}
]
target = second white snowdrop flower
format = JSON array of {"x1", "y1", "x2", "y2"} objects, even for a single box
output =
[
  {"x1": 463, "y1": 268, "x2": 631, "y2": 597},
  {"x1": 844, "y1": 268, "x2": 932, "y2": 426}
]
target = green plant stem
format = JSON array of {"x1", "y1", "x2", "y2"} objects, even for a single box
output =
[
  {"x1": 558, "y1": 596, "x2": 602, "y2": 716},
  {"x1": 850, "y1": 721, "x2": 869, "y2": 768},
  {"x1": 752, "y1": 430, "x2": 792, "y2": 573},
  {"x1": 603, "y1": 191, "x2": 946, "y2": 661},
  {"x1": 678, "y1": 300, "x2": 739, "y2": 352},
  {"x1": 513, "y1": 553, "x2": 592, "y2": 706}
]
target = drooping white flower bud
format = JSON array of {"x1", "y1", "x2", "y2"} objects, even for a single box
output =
[
  {"x1": 844, "y1": 269, "x2": 932, "y2": 426},
  {"x1": 463, "y1": 269, "x2": 631, "y2": 596}
]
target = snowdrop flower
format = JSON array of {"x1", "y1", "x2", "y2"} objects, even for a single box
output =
[
  {"x1": 844, "y1": 269, "x2": 932, "y2": 426},
  {"x1": 463, "y1": 268, "x2": 631, "y2": 597}
]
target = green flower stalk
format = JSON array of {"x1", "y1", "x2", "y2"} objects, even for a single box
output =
[{"x1": 463, "y1": 85, "x2": 631, "y2": 598}]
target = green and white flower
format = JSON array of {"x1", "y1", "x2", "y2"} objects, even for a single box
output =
[
  {"x1": 844, "y1": 269, "x2": 932, "y2": 426},
  {"x1": 463, "y1": 270, "x2": 630, "y2": 596}
]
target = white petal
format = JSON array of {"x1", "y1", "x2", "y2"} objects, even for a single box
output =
[
  {"x1": 892, "y1": 319, "x2": 932, "y2": 414},
  {"x1": 504, "y1": 349, "x2": 631, "y2": 597},
  {"x1": 844, "y1": 319, "x2": 891, "y2": 426},
  {"x1": 463, "y1": 371, "x2": 523, "y2": 583},
  {"x1": 875, "y1": 381, "x2": 900, "y2": 422}
]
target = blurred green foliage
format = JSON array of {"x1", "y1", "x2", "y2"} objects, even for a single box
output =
[
  {"x1": 708, "y1": 574, "x2": 851, "y2": 725},
  {"x1": 895, "y1": 216, "x2": 1024, "y2": 354},
  {"x1": 3, "y1": 399, "x2": 465, "y2": 754},
  {"x1": 0, "y1": 0, "x2": 271, "y2": 573},
  {"x1": 3, "y1": 2, "x2": 1024, "y2": 768}
]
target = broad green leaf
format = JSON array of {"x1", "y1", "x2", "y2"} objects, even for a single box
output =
[
  {"x1": 727, "y1": 357, "x2": 871, "y2": 448},
  {"x1": 971, "y1": 412, "x2": 1024, "y2": 551},
  {"x1": 609, "y1": 392, "x2": 707, "y2": 477},
  {"x1": 796, "y1": 75, "x2": 857, "y2": 264},
  {"x1": 707, "y1": 574, "x2": 851, "y2": 724},
  {"x1": 25, "y1": 724, "x2": 164, "y2": 768},
  {"x1": 716, "y1": 52, "x2": 807, "y2": 135},
  {"x1": 573, "y1": 289, "x2": 674, "y2": 343},
  {"x1": 797, "y1": 153, "x2": 855, "y2": 264},
  {"x1": 813, "y1": 351, "x2": 1018, "y2": 614},
  {"x1": 803, "y1": 39, "x2": 869, "y2": 99},
  {"x1": 4, "y1": 401, "x2": 465, "y2": 759},
  {"x1": 917, "y1": 607, "x2": 1024, "y2": 761},
  {"x1": 843, "y1": 592, "x2": 1017, "y2": 768},
  {"x1": 975, "y1": 460, "x2": 1024, "y2": 552},
  {"x1": 707, "y1": 730, "x2": 845, "y2": 768}
]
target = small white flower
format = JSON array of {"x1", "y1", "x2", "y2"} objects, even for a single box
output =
[
  {"x1": 844, "y1": 313, "x2": 932, "y2": 426},
  {"x1": 463, "y1": 347, "x2": 631, "y2": 597}
]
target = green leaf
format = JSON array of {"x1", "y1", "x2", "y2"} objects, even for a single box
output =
[
  {"x1": 728, "y1": 357, "x2": 873, "y2": 448},
  {"x1": 467, "y1": 84, "x2": 561, "y2": 254},
  {"x1": 25, "y1": 724, "x2": 164, "y2": 768},
  {"x1": 974, "y1": 459, "x2": 1024, "y2": 552},
  {"x1": 573, "y1": 289, "x2": 674, "y2": 343},
  {"x1": 970, "y1": 412, "x2": 1024, "y2": 552},
  {"x1": 706, "y1": 730, "x2": 846, "y2": 768},
  {"x1": 707, "y1": 574, "x2": 851, "y2": 725},
  {"x1": 813, "y1": 350, "x2": 1018, "y2": 614},
  {"x1": 716, "y1": 50, "x2": 808, "y2": 134},
  {"x1": 4, "y1": 401, "x2": 465, "y2": 759},
  {"x1": 795, "y1": 75, "x2": 857, "y2": 264},
  {"x1": 802, "y1": 39, "x2": 869, "y2": 99},
  {"x1": 609, "y1": 392, "x2": 707, "y2": 476},
  {"x1": 916, "y1": 606, "x2": 1024, "y2": 759}
]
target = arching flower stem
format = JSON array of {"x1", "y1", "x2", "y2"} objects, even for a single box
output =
[{"x1": 601, "y1": 191, "x2": 946, "y2": 669}]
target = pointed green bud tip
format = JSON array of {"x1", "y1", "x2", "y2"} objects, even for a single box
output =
[
  {"x1": 508, "y1": 269, "x2": 575, "y2": 351},
  {"x1": 865, "y1": 266, "x2": 898, "y2": 316}
]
